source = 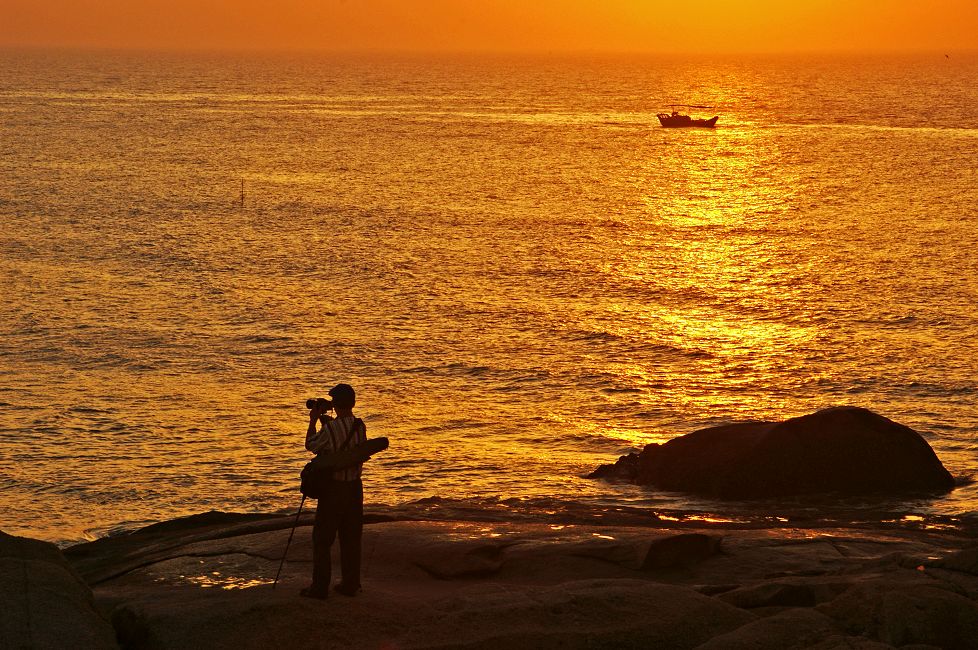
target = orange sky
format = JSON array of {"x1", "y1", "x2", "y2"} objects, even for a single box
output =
[{"x1": 2, "y1": 0, "x2": 976, "y2": 54}]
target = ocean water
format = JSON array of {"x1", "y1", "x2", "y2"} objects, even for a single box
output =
[{"x1": 2, "y1": 50, "x2": 978, "y2": 545}]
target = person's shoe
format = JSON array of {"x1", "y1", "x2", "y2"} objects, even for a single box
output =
[
  {"x1": 333, "y1": 583, "x2": 360, "y2": 597},
  {"x1": 300, "y1": 586, "x2": 328, "y2": 600}
]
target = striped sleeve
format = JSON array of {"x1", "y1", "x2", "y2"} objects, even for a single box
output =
[{"x1": 307, "y1": 416, "x2": 367, "y2": 481}]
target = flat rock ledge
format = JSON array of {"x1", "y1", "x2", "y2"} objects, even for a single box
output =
[
  {"x1": 7, "y1": 511, "x2": 978, "y2": 648},
  {"x1": 589, "y1": 406, "x2": 956, "y2": 498}
]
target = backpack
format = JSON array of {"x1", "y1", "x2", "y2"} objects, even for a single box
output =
[{"x1": 300, "y1": 418, "x2": 363, "y2": 499}]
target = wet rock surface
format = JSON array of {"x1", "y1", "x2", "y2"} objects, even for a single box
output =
[
  {"x1": 590, "y1": 407, "x2": 955, "y2": 498},
  {"x1": 0, "y1": 511, "x2": 961, "y2": 648}
]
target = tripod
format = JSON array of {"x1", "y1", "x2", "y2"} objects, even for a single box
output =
[{"x1": 272, "y1": 494, "x2": 306, "y2": 589}]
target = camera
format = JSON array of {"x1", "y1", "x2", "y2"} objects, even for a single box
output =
[{"x1": 306, "y1": 398, "x2": 333, "y2": 410}]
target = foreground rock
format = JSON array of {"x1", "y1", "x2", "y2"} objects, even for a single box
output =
[
  {"x1": 589, "y1": 407, "x2": 955, "y2": 498},
  {"x1": 41, "y1": 510, "x2": 978, "y2": 649},
  {"x1": 819, "y1": 581, "x2": 978, "y2": 650},
  {"x1": 0, "y1": 530, "x2": 117, "y2": 649}
]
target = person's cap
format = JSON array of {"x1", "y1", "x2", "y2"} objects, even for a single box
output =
[{"x1": 328, "y1": 383, "x2": 356, "y2": 409}]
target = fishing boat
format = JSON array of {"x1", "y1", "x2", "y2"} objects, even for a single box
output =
[{"x1": 656, "y1": 105, "x2": 719, "y2": 128}]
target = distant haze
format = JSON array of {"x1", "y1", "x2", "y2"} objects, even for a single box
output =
[{"x1": 2, "y1": 0, "x2": 976, "y2": 54}]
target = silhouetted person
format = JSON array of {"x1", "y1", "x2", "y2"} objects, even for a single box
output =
[{"x1": 302, "y1": 383, "x2": 366, "y2": 599}]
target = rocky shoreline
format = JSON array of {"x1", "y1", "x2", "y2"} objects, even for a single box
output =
[
  {"x1": 5, "y1": 408, "x2": 974, "y2": 648},
  {"x1": 6, "y1": 509, "x2": 978, "y2": 649}
]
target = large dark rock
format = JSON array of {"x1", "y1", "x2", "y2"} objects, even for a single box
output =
[
  {"x1": 0, "y1": 530, "x2": 117, "y2": 649},
  {"x1": 589, "y1": 407, "x2": 955, "y2": 499}
]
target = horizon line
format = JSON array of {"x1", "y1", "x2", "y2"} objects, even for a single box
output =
[{"x1": 1, "y1": 43, "x2": 974, "y2": 59}]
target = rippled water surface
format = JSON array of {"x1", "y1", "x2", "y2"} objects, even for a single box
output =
[{"x1": 2, "y1": 51, "x2": 978, "y2": 544}]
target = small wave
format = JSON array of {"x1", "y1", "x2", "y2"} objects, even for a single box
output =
[
  {"x1": 238, "y1": 334, "x2": 293, "y2": 343},
  {"x1": 905, "y1": 382, "x2": 976, "y2": 397},
  {"x1": 567, "y1": 330, "x2": 624, "y2": 343},
  {"x1": 418, "y1": 420, "x2": 493, "y2": 433},
  {"x1": 377, "y1": 458, "x2": 429, "y2": 468},
  {"x1": 506, "y1": 372, "x2": 552, "y2": 384},
  {"x1": 528, "y1": 268, "x2": 572, "y2": 278},
  {"x1": 890, "y1": 315, "x2": 917, "y2": 324},
  {"x1": 66, "y1": 406, "x2": 110, "y2": 414},
  {"x1": 853, "y1": 313, "x2": 928, "y2": 328},
  {"x1": 125, "y1": 363, "x2": 160, "y2": 372}
]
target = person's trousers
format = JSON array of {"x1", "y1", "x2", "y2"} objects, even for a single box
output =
[{"x1": 312, "y1": 478, "x2": 363, "y2": 591}]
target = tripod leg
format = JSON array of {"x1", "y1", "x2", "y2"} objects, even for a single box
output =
[{"x1": 273, "y1": 495, "x2": 306, "y2": 589}]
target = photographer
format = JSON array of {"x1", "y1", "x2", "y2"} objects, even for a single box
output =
[{"x1": 302, "y1": 383, "x2": 366, "y2": 599}]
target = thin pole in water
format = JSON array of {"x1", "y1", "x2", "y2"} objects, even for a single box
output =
[
  {"x1": 273, "y1": 494, "x2": 306, "y2": 589},
  {"x1": 239, "y1": 178, "x2": 245, "y2": 208}
]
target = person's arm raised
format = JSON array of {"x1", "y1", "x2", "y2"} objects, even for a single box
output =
[{"x1": 305, "y1": 405, "x2": 331, "y2": 452}]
